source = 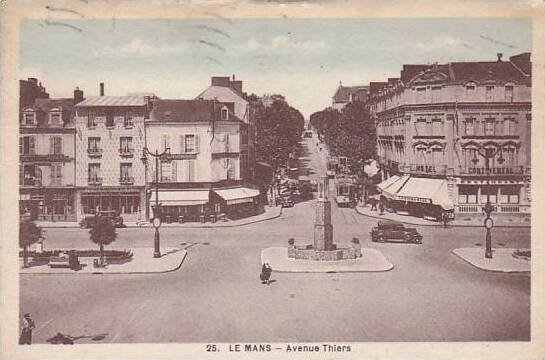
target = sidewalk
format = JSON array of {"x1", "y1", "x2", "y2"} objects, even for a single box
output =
[
  {"x1": 452, "y1": 247, "x2": 530, "y2": 273},
  {"x1": 355, "y1": 205, "x2": 530, "y2": 228},
  {"x1": 35, "y1": 206, "x2": 282, "y2": 229},
  {"x1": 261, "y1": 246, "x2": 394, "y2": 273},
  {"x1": 20, "y1": 247, "x2": 187, "y2": 274}
]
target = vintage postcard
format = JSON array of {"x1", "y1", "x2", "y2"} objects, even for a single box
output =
[{"x1": 1, "y1": 0, "x2": 544, "y2": 359}]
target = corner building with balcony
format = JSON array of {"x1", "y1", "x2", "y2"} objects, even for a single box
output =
[
  {"x1": 144, "y1": 98, "x2": 261, "y2": 222},
  {"x1": 74, "y1": 91, "x2": 148, "y2": 222},
  {"x1": 19, "y1": 88, "x2": 81, "y2": 221},
  {"x1": 368, "y1": 53, "x2": 531, "y2": 220}
]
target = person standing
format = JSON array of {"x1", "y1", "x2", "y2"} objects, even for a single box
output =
[
  {"x1": 19, "y1": 313, "x2": 36, "y2": 345},
  {"x1": 260, "y1": 263, "x2": 273, "y2": 285},
  {"x1": 442, "y1": 212, "x2": 449, "y2": 228}
]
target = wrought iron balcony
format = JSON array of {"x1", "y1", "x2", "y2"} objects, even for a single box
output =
[
  {"x1": 119, "y1": 176, "x2": 135, "y2": 185},
  {"x1": 88, "y1": 177, "x2": 103, "y2": 185},
  {"x1": 119, "y1": 147, "x2": 134, "y2": 157},
  {"x1": 87, "y1": 148, "x2": 103, "y2": 157}
]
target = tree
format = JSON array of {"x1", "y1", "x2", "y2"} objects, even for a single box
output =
[
  {"x1": 89, "y1": 216, "x2": 117, "y2": 266},
  {"x1": 19, "y1": 220, "x2": 43, "y2": 268}
]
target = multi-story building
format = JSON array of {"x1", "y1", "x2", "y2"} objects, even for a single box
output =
[
  {"x1": 19, "y1": 86, "x2": 81, "y2": 221},
  {"x1": 144, "y1": 99, "x2": 260, "y2": 222},
  {"x1": 368, "y1": 53, "x2": 531, "y2": 219},
  {"x1": 20, "y1": 77, "x2": 49, "y2": 110},
  {"x1": 332, "y1": 82, "x2": 369, "y2": 111},
  {"x1": 196, "y1": 76, "x2": 256, "y2": 181},
  {"x1": 74, "y1": 85, "x2": 148, "y2": 222}
]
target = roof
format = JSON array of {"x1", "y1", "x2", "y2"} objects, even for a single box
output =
[
  {"x1": 75, "y1": 95, "x2": 147, "y2": 107},
  {"x1": 32, "y1": 98, "x2": 75, "y2": 113},
  {"x1": 149, "y1": 99, "x2": 241, "y2": 123},
  {"x1": 333, "y1": 85, "x2": 369, "y2": 102},
  {"x1": 448, "y1": 60, "x2": 529, "y2": 85}
]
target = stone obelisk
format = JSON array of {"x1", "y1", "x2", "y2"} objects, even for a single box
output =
[{"x1": 314, "y1": 176, "x2": 334, "y2": 251}]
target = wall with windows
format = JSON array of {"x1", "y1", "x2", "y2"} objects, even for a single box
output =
[{"x1": 74, "y1": 107, "x2": 146, "y2": 187}]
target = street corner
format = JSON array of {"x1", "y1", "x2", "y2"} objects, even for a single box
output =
[
  {"x1": 261, "y1": 246, "x2": 394, "y2": 273},
  {"x1": 19, "y1": 247, "x2": 187, "y2": 275},
  {"x1": 452, "y1": 247, "x2": 530, "y2": 273}
]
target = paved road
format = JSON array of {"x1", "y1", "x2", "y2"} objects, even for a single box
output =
[{"x1": 20, "y1": 135, "x2": 530, "y2": 343}]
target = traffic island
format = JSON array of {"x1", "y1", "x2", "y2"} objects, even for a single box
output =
[
  {"x1": 20, "y1": 247, "x2": 187, "y2": 274},
  {"x1": 452, "y1": 247, "x2": 530, "y2": 273},
  {"x1": 261, "y1": 246, "x2": 393, "y2": 273}
]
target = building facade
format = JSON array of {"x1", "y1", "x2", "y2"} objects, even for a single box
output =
[
  {"x1": 74, "y1": 90, "x2": 148, "y2": 222},
  {"x1": 19, "y1": 90, "x2": 80, "y2": 221},
  {"x1": 368, "y1": 53, "x2": 531, "y2": 219},
  {"x1": 145, "y1": 99, "x2": 260, "y2": 222}
]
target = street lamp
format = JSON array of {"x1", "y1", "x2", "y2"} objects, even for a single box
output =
[
  {"x1": 141, "y1": 146, "x2": 171, "y2": 258},
  {"x1": 472, "y1": 145, "x2": 504, "y2": 259}
]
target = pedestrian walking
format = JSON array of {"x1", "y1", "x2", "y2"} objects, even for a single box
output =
[
  {"x1": 442, "y1": 212, "x2": 449, "y2": 228},
  {"x1": 260, "y1": 263, "x2": 273, "y2": 285},
  {"x1": 379, "y1": 201, "x2": 385, "y2": 215},
  {"x1": 19, "y1": 313, "x2": 35, "y2": 345}
]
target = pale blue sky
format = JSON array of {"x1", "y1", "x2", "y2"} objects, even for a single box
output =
[{"x1": 20, "y1": 18, "x2": 531, "y2": 117}]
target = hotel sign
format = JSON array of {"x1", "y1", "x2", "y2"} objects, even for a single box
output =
[{"x1": 467, "y1": 167, "x2": 522, "y2": 175}]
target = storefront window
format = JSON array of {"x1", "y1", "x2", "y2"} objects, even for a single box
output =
[
  {"x1": 499, "y1": 186, "x2": 519, "y2": 204},
  {"x1": 458, "y1": 185, "x2": 478, "y2": 204},
  {"x1": 480, "y1": 185, "x2": 498, "y2": 203}
]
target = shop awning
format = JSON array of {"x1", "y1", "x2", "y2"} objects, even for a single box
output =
[
  {"x1": 377, "y1": 174, "x2": 409, "y2": 198},
  {"x1": 214, "y1": 187, "x2": 260, "y2": 205},
  {"x1": 394, "y1": 177, "x2": 454, "y2": 210},
  {"x1": 149, "y1": 189, "x2": 210, "y2": 206}
]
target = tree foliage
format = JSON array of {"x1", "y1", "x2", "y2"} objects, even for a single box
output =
[
  {"x1": 19, "y1": 220, "x2": 43, "y2": 267},
  {"x1": 309, "y1": 102, "x2": 376, "y2": 174},
  {"x1": 89, "y1": 216, "x2": 117, "y2": 266},
  {"x1": 253, "y1": 95, "x2": 305, "y2": 172}
]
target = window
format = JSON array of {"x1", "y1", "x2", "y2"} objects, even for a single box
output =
[
  {"x1": 20, "y1": 136, "x2": 36, "y2": 155},
  {"x1": 87, "y1": 111, "x2": 97, "y2": 128},
  {"x1": 224, "y1": 134, "x2": 230, "y2": 152},
  {"x1": 464, "y1": 118, "x2": 475, "y2": 136},
  {"x1": 221, "y1": 107, "x2": 229, "y2": 120},
  {"x1": 88, "y1": 163, "x2": 101, "y2": 183},
  {"x1": 124, "y1": 111, "x2": 134, "y2": 127},
  {"x1": 49, "y1": 136, "x2": 63, "y2": 155},
  {"x1": 431, "y1": 86, "x2": 441, "y2": 103},
  {"x1": 49, "y1": 110, "x2": 62, "y2": 126},
  {"x1": 480, "y1": 185, "x2": 498, "y2": 204},
  {"x1": 50, "y1": 163, "x2": 62, "y2": 185},
  {"x1": 120, "y1": 137, "x2": 133, "y2": 153},
  {"x1": 505, "y1": 85, "x2": 514, "y2": 102},
  {"x1": 106, "y1": 111, "x2": 115, "y2": 128},
  {"x1": 185, "y1": 134, "x2": 195, "y2": 153},
  {"x1": 161, "y1": 134, "x2": 170, "y2": 152},
  {"x1": 484, "y1": 118, "x2": 495, "y2": 136},
  {"x1": 186, "y1": 160, "x2": 195, "y2": 182},
  {"x1": 160, "y1": 161, "x2": 177, "y2": 182},
  {"x1": 503, "y1": 147, "x2": 517, "y2": 167},
  {"x1": 431, "y1": 147, "x2": 443, "y2": 165},
  {"x1": 466, "y1": 84, "x2": 476, "y2": 93},
  {"x1": 485, "y1": 85, "x2": 494, "y2": 102},
  {"x1": 458, "y1": 185, "x2": 478, "y2": 204},
  {"x1": 415, "y1": 118, "x2": 428, "y2": 136},
  {"x1": 431, "y1": 118, "x2": 443, "y2": 136},
  {"x1": 120, "y1": 163, "x2": 133, "y2": 183},
  {"x1": 500, "y1": 185, "x2": 519, "y2": 204},
  {"x1": 23, "y1": 111, "x2": 35, "y2": 125},
  {"x1": 88, "y1": 137, "x2": 101, "y2": 152},
  {"x1": 504, "y1": 117, "x2": 517, "y2": 135},
  {"x1": 22, "y1": 164, "x2": 39, "y2": 186},
  {"x1": 226, "y1": 159, "x2": 235, "y2": 180}
]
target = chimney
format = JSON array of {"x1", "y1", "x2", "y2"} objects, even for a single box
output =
[
  {"x1": 74, "y1": 87, "x2": 84, "y2": 104},
  {"x1": 211, "y1": 76, "x2": 231, "y2": 87},
  {"x1": 497, "y1": 53, "x2": 503, "y2": 62},
  {"x1": 231, "y1": 80, "x2": 243, "y2": 94},
  {"x1": 100, "y1": 82, "x2": 104, "y2": 96}
]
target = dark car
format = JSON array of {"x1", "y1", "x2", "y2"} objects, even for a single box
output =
[
  {"x1": 370, "y1": 220, "x2": 422, "y2": 244},
  {"x1": 79, "y1": 210, "x2": 124, "y2": 229},
  {"x1": 277, "y1": 196, "x2": 294, "y2": 208}
]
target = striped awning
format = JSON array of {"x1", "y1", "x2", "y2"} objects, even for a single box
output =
[{"x1": 377, "y1": 174, "x2": 410, "y2": 198}]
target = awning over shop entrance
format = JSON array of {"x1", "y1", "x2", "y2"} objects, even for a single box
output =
[
  {"x1": 149, "y1": 189, "x2": 210, "y2": 206},
  {"x1": 213, "y1": 187, "x2": 260, "y2": 205},
  {"x1": 394, "y1": 177, "x2": 454, "y2": 210},
  {"x1": 377, "y1": 174, "x2": 409, "y2": 198}
]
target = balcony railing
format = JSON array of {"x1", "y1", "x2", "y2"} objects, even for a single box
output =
[
  {"x1": 455, "y1": 204, "x2": 530, "y2": 214},
  {"x1": 21, "y1": 178, "x2": 42, "y2": 186},
  {"x1": 88, "y1": 177, "x2": 103, "y2": 185},
  {"x1": 459, "y1": 165, "x2": 525, "y2": 176},
  {"x1": 119, "y1": 176, "x2": 135, "y2": 185},
  {"x1": 119, "y1": 148, "x2": 134, "y2": 157},
  {"x1": 87, "y1": 148, "x2": 103, "y2": 157}
]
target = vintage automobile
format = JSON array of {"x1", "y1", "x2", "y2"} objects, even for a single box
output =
[
  {"x1": 79, "y1": 210, "x2": 124, "y2": 229},
  {"x1": 277, "y1": 196, "x2": 294, "y2": 208},
  {"x1": 370, "y1": 220, "x2": 422, "y2": 244}
]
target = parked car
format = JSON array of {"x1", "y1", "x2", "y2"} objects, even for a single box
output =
[
  {"x1": 370, "y1": 220, "x2": 422, "y2": 244},
  {"x1": 277, "y1": 196, "x2": 294, "y2": 208},
  {"x1": 79, "y1": 210, "x2": 124, "y2": 228}
]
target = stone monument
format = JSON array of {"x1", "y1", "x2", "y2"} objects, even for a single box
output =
[{"x1": 288, "y1": 176, "x2": 361, "y2": 261}]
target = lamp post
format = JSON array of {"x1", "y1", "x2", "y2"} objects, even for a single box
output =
[
  {"x1": 141, "y1": 146, "x2": 170, "y2": 258},
  {"x1": 472, "y1": 145, "x2": 504, "y2": 259}
]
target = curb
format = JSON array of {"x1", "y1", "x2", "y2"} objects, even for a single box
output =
[
  {"x1": 20, "y1": 250, "x2": 187, "y2": 275},
  {"x1": 451, "y1": 249, "x2": 530, "y2": 274},
  {"x1": 354, "y1": 207, "x2": 531, "y2": 229},
  {"x1": 36, "y1": 207, "x2": 283, "y2": 229}
]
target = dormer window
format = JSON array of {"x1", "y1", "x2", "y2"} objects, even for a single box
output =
[
  {"x1": 221, "y1": 106, "x2": 229, "y2": 120},
  {"x1": 49, "y1": 108, "x2": 62, "y2": 127},
  {"x1": 23, "y1": 109, "x2": 35, "y2": 125},
  {"x1": 465, "y1": 82, "x2": 476, "y2": 95},
  {"x1": 505, "y1": 84, "x2": 514, "y2": 102}
]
